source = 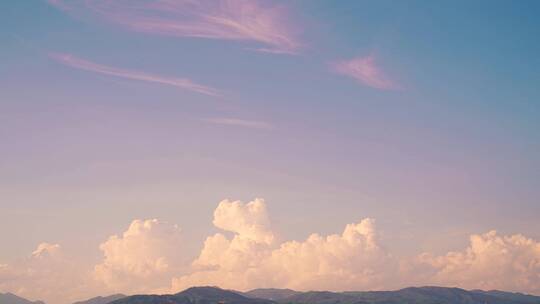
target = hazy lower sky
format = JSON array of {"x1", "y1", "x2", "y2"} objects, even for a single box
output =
[{"x1": 1, "y1": 1, "x2": 540, "y2": 303}]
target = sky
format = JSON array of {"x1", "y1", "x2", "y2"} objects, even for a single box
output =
[{"x1": 1, "y1": 0, "x2": 540, "y2": 303}]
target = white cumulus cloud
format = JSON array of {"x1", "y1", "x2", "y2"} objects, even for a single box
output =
[
  {"x1": 409, "y1": 230, "x2": 540, "y2": 294},
  {"x1": 261, "y1": 218, "x2": 395, "y2": 291},
  {"x1": 94, "y1": 219, "x2": 185, "y2": 294},
  {"x1": 170, "y1": 199, "x2": 395, "y2": 292},
  {"x1": 213, "y1": 198, "x2": 275, "y2": 244},
  {"x1": 0, "y1": 243, "x2": 96, "y2": 304}
]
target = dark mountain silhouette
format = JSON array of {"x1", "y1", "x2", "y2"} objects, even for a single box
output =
[
  {"x1": 0, "y1": 293, "x2": 45, "y2": 304},
  {"x1": 7, "y1": 286, "x2": 540, "y2": 304},
  {"x1": 106, "y1": 286, "x2": 540, "y2": 304},
  {"x1": 472, "y1": 290, "x2": 540, "y2": 303},
  {"x1": 109, "y1": 287, "x2": 274, "y2": 304},
  {"x1": 278, "y1": 286, "x2": 540, "y2": 304},
  {"x1": 72, "y1": 294, "x2": 127, "y2": 304},
  {"x1": 244, "y1": 289, "x2": 300, "y2": 301}
]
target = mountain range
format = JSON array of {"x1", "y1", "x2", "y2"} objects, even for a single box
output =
[{"x1": 3, "y1": 286, "x2": 540, "y2": 304}]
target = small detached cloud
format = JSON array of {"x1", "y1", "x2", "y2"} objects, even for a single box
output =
[
  {"x1": 31, "y1": 243, "x2": 61, "y2": 259},
  {"x1": 48, "y1": 0, "x2": 303, "y2": 55},
  {"x1": 49, "y1": 53, "x2": 221, "y2": 97},
  {"x1": 204, "y1": 118, "x2": 273, "y2": 130},
  {"x1": 332, "y1": 55, "x2": 400, "y2": 90}
]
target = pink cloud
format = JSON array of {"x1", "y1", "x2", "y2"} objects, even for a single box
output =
[
  {"x1": 49, "y1": 53, "x2": 221, "y2": 96},
  {"x1": 48, "y1": 0, "x2": 302, "y2": 55},
  {"x1": 332, "y1": 55, "x2": 399, "y2": 90}
]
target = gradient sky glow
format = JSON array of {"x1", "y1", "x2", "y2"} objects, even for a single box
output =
[{"x1": 1, "y1": 1, "x2": 540, "y2": 303}]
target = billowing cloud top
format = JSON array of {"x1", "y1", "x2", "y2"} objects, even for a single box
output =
[{"x1": 213, "y1": 198, "x2": 274, "y2": 244}]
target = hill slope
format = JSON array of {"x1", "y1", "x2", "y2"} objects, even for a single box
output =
[
  {"x1": 0, "y1": 293, "x2": 45, "y2": 304},
  {"x1": 73, "y1": 294, "x2": 126, "y2": 304}
]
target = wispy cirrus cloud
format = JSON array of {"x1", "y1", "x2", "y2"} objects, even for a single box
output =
[
  {"x1": 48, "y1": 0, "x2": 302, "y2": 55},
  {"x1": 49, "y1": 53, "x2": 221, "y2": 96},
  {"x1": 203, "y1": 117, "x2": 273, "y2": 130},
  {"x1": 47, "y1": 0, "x2": 73, "y2": 12},
  {"x1": 332, "y1": 55, "x2": 400, "y2": 90}
]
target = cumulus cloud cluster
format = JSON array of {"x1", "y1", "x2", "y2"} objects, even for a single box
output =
[
  {"x1": 168, "y1": 200, "x2": 400, "y2": 293},
  {"x1": 1, "y1": 198, "x2": 540, "y2": 304},
  {"x1": 262, "y1": 219, "x2": 395, "y2": 291},
  {"x1": 171, "y1": 207, "x2": 394, "y2": 292}
]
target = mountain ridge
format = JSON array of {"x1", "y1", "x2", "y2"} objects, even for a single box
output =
[
  {"x1": 276, "y1": 286, "x2": 540, "y2": 304},
  {"x1": 0, "y1": 292, "x2": 45, "y2": 304},
  {"x1": 3, "y1": 286, "x2": 540, "y2": 304},
  {"x1": 108, "y1": 286, "x2": 540, "y2": 304},
  {"x1": 108, "y1": 286, "x2": 274, "y2": 304}
]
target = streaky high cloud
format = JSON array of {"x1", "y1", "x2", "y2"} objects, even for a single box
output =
[
  {"x1": 407, "y1": 230, "x2": 540, "y2": 295},
  {"x1": 332, "y1": 55, "x2": 399, "y2": 90},
  {"x1": 204, "y1": 118, "x2": 273, "y2": 130},
  {"x1": 47, "y1": 0, "x2": 72, "y2": 12},
  {"x1": 48, "y1": 0, "x2": 302, "y2": 54},
  {"x1": 49, "y1": 53, "x2": 221, "y2": 96},
  {"x1": 94, "y1": 219, "x2": 185, "y2": 294}
]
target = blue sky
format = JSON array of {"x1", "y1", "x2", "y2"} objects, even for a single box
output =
[{"x1": 1, "y1": 1, "x2": 540, "y2": 302}]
